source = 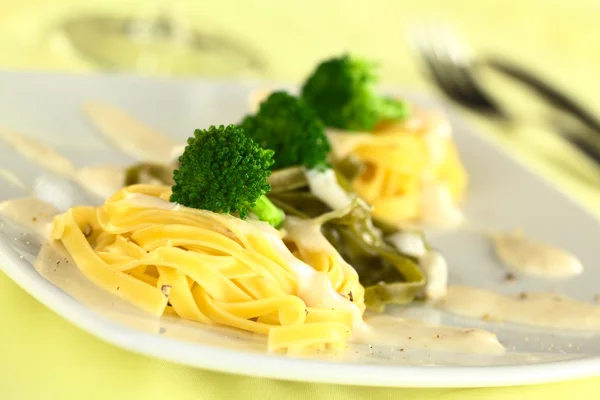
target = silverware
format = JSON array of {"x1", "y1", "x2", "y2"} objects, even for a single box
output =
[
  {"x1": 412, "y1": 24, "x2": 600, "y2": 166},
  {"x1": 485, "y1": 58, "x2": 600, "y2": 133}
]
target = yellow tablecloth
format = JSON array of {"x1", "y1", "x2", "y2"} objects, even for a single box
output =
[{"x1": 1, "y1": 0, "x2": 600, "y2": 398}]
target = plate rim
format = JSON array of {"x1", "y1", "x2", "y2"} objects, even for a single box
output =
[{"x1": 1, "y1": 238, "x2": 600, "y2": 388}]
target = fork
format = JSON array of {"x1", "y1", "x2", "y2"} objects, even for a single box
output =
[{"x1": 412, "y1": 25, "x2": 600, "y2": 165}]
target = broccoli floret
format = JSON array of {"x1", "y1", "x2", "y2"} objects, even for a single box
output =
[
  {"x1": 239, "y1": 91, "x2": 330, "y2": 170},
  {"x1": 170, "y1": 125, "x2": 285, "y2": 227},
  {"x1": 300, "y1": 54, "x2": 409, "y2": 131}
]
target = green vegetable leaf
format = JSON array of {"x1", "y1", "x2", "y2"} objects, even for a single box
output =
[{"x1": 268, "y1": 178, "x2": 425, "y2": 310}]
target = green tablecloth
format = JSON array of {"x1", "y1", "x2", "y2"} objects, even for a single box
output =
[{"x1": 1, "y1": 0, "x2": 600, "y2": 398}]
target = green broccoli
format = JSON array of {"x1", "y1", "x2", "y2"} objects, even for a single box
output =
[
  {"x1": 170, "y1": 125, "x2": 285, "y2": 227},
  {"x1": 300, "y1": 54, "x2": 409, "y2": 131},
  {"x1": 239, "y1": 91, "x2": 330, "y2": 170}
]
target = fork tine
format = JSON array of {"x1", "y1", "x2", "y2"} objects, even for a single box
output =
[
  {"x1": 414, "y1": 26, "x2": 470, "y2": 103},
  {"x1": 412, "y1": 23, "x2": 508, "y2": 117}
]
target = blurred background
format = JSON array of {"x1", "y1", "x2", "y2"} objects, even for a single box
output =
[
  {"x1": 1, "y1": 0, "x2": 600, "y2": 210},
  {"x1": 0, "y1": 0, "x2": 596, "y2": 85}
]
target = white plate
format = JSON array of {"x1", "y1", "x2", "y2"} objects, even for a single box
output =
[{"x1": 0, "y1": 72, "x2": 599, "y2": 388}]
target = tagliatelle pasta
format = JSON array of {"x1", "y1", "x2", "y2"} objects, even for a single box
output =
[
  {"x1": 328, "y1": 108, "x2": 468, "y2": 226},
  {"x1": 51, "y1": 184, "x2": 365, "y2": 352}
]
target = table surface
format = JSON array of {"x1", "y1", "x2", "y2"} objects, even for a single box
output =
[{"x1": 1, "y1": 1, "x2": 600, "y2": 398}]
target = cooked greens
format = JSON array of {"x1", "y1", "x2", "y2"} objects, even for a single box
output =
[{"x1": 268, "y1": 168, "x2": 425, "y2": 310}]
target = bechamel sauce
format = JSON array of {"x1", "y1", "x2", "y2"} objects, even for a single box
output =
[
  {"x1": 491, "y1": 231, "x2": 583, "y2": 279},
  {"x1": 305, "y1": 168, "x2": 351, "y2": 211},
  {"x1": 418, "y1": 251, "x2": 448, "y2": 300},
  {"x1": 419, "y1": 182, "x2": 463, "y2": 228},
  {"x1": 2, "y1": 102, "x2": 595, "y2": 355},
  {"x1": 387, "y1": 231, "x2": 427, "y2": 258},
  {"x1": 362, "y1": 314, "x2": 504, "y2": 354},
  {"x1": 440, "y1": 285, "x2": 600, "y2": 331},
  {"x1": 0, "y1": 128, "x2": 75, "y2": 177},
  {"x1": 387, "y1": 232, "x2": 448, "y2": 300},
  {"x1": 75, "y1": 166, "x2": 127, "y2": 199},
  {"x1": 245, "y1": 215, "x2": 366, "y2": 335},
  {"x1": 0, "y1": 169, "x2": 27, "y2": 190},
  {"x1": 83, "y1": 102, "x2": 179, "y2": 164},
  {"x1": 252, "y1": 216, "x2": 504, "y2": 353},
  {"x1": 0, "y1": 197, "x2": 59, "y2": 237},
  {"x1": 0, "y1": 195, "x2": 507, "y2": 354},
  {"x1": 0, "y1": 128, "x2": 131, "y2": 200}
]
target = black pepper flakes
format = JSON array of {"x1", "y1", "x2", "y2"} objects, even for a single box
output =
[
  {"x1": 159, "y1": 327, "x2": 166, "y2": 334},
  {"x1": 504, "y1": 272, "x2": 516, "y2": 282},
  {"x1": 519, "y1": 292, "x2": 528, "y2": 300},
  {"x1": 348, "y1": 291, "x2": 354, "y2": 302}
]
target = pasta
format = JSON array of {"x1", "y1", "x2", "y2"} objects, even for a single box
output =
[
  {"x1": 51, "y1": 184, "x2": 365, "y2": 352},
  {"x1": 328, "y1": 108, "x2": 468, "y2": 227}
]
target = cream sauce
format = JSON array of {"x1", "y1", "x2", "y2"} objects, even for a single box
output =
[
  {"x1": 0, "y1": 169, "x2": 27, "y2": 190},
  {"x1": 419, "y1": 251, "x2": 448, "y2": 300},
  {"x1": 387, "y1": 231, "x2": 426, "y2": 258},
  {"x1": 419, "y1": 182, "x2": 463, "y2": 228},
  {"x1": 0, "y1": 128, "x2": 127, "y2": 200},
  {"x1": 0, "y1": 197, "x2": 59, "y2": 237},
  {"x1": 305, "y1": 168, "x2": 351, "y2": 211},
  {"x1": 440, "y1": 285, "x2": 600, "y2": 331},
  {"x1": 283, "y1": 216, "x2": 358, "y2": 279},
  {"x1": 0, "y1": 197, "x2": 560, "y2": 357},
  {"x1": 75, "y1": 165, "x2": 127, "y2": 199},
  {"x1": 0, "y1": 128, "x2": 76, "y2": 177},
  {"x1": 491, "y1": 231, "x2": 583, "y2": 278},
  {"x1": 0, "y1": 110, "x2": 592, "y2": 355},
  {"x1": 360, "y1": 314, "x2": 504, "y2": 354},
  {"x1": 247, "y1": 216, "x2": 367, "y2": 336},
  {"x1": 387, "y1": 232, "x2": 448, "y2": 300},
  {"x1": 83, "y1": 102, "x2": 178, "y2": 164}
]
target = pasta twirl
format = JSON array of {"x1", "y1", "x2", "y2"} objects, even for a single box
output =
[{"x1": 51, "y1": 184, "x2": 365, "y2": 352}]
